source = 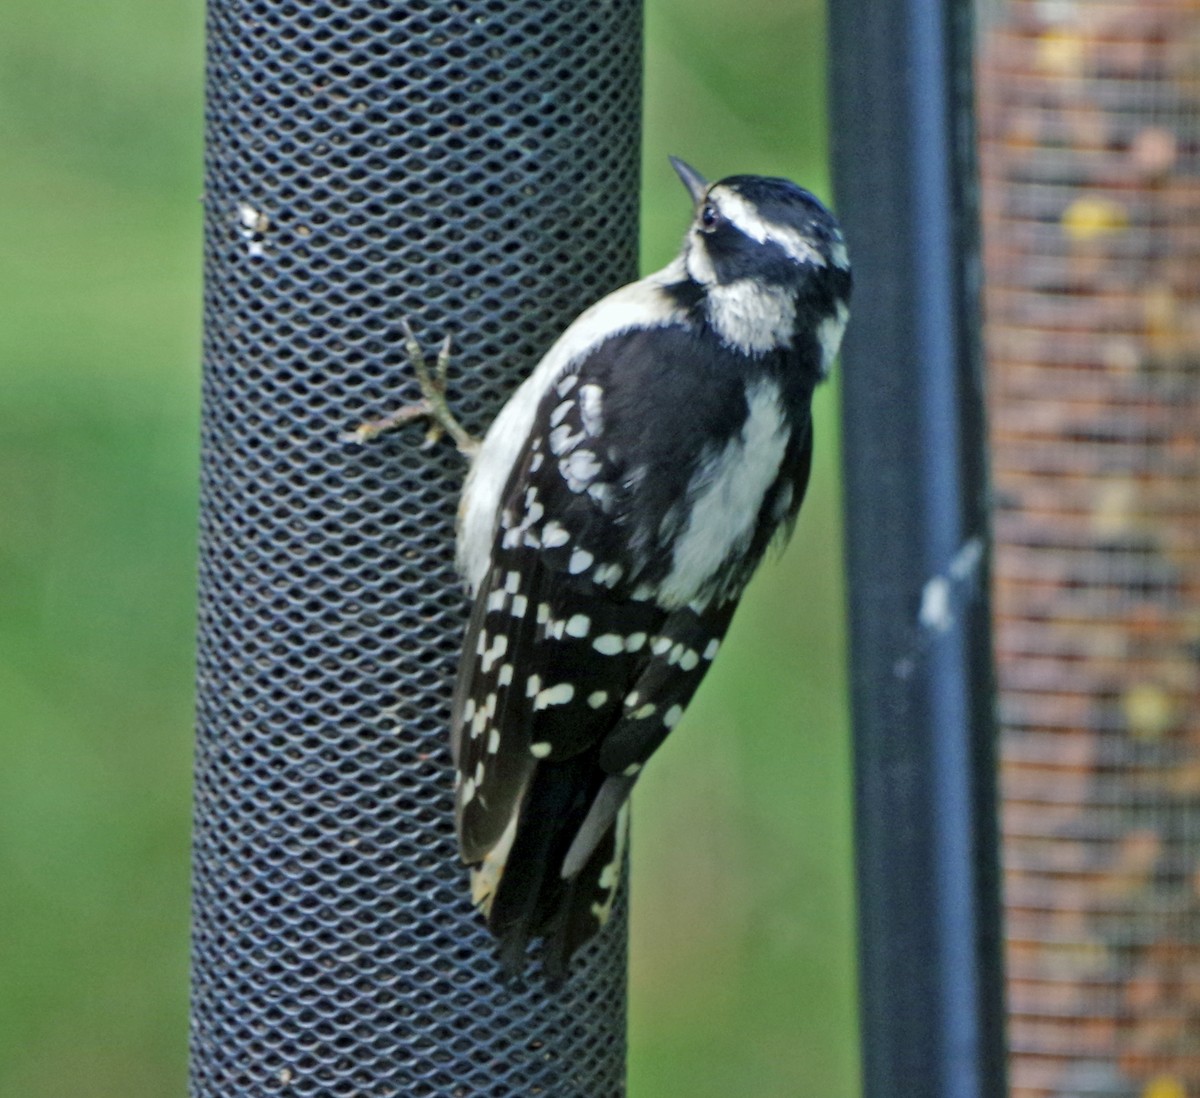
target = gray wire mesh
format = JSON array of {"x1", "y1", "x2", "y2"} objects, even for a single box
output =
[
  {"x1": 190, "y1": 1, "x2": 643, "y2": 1094},
  {"x1": 979, "y1": 2, "x2": 1200, "y2": 1095}
]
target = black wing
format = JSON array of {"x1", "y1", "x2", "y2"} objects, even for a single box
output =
[{"x1": 450, "y1": 329, "x2": 813, "y2": 976}]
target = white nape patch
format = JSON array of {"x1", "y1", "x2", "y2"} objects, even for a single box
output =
[
  {"x1": 816, "y1": 300, "x2": 850, "y2": 378},
  {"x1": 568, "y1": 547, "x2": 594, "y2": 575},
  {"x1": 663, "y1": 704, "x2": 683, "y2": 728},
  {"x1": 565, "y1": 613, "x2": 591, "y2": 638},
  {"x1": 588, "y1": 690, "x2": 608, "y2": 709},
  {"x1": 703, "y1": 638, "x2": 721, "y2": 661},
  {"x1": 579, "y1": 384, "x2": 604, "y2": 436},
  {"x1": 534, "y1": 682, "x2": 575, "y2": 710},
  {"x1": 706, "y1": 279, "x2": 797, "y2": 356},
  {"x1": 592, "y1": 634, "x2": 624, "y2": 656},
  {"x1": 470, "y1": 812, "x2": 518, "y2": 913},
  {"x1": 709, "y1": 186, "x2": 827, "y2": 268},
  {"x1": 625, "y1": 632, "x2": 647, "y2": 652},
  {"x1": 497, "y1": 663, "x2": 514, "y2": 687},
  {"x1": 657, "y1": 379, "x2": 790, "y2": 609},
  {"x1": 456, "y1": 258, "x2": 692, "y2": 593},
  {"x1": 530, "y1": 741, "x2": 552, "y2": 758}
]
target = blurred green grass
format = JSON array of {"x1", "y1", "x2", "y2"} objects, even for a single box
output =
[{"x1": 0, "y1": 1, "x2": 858, "y2": 1095}]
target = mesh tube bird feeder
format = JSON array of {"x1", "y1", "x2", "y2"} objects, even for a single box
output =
[
  {"x1": 190, "y1": 2, "x2": 642, "y2": 1094},
  {"x1": 978, "y1": 2, "x2": 1200, "y2": 1094}
]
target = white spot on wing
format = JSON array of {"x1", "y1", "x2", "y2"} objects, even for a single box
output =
[
  {"x1": 455, "y1": 257, "x2": 692, "y2": 593},
  {"x1": 530, "y1": 741, "x2": 552, "y2": 758},
  {"x1": 534, "y1": 683, "x2": 575, "y2": 709},
  {"x1": 568, "y1": 547, "x2": 594, "y2": 575},
  {"x1": 541, "y1": 521, "x2": 569, "y2": 548},
  {"x1": 480, "y1": 633, "x2": 508, "y2": 673},
  {"x1": 593, "y1": 634, "x2": 624, "y2": 656},
  {"x1": 560, "y1": 449, "x2": 602, "y2": 492}
]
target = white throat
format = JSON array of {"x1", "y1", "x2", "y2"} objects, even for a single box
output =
[{"x1": 704, "y1": 279, "x2": 797, "y2": 356}]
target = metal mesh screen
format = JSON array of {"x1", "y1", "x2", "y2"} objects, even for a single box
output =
[
  {"x1": 190, "y1": 1, "x2": 643, "y2": 1094},
  {"x1": 978, "y1": 2, "x2": 1200, "y2": 1095}
]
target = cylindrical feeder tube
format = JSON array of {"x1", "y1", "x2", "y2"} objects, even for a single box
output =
[
  {"x1": 828, "y1": 0, "x2": 1009, "y2": 1095},
  {"x1": 190, "y1": 2, "x2": 643, "y2": 1094}
]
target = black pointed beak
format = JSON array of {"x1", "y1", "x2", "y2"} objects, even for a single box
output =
[{"x1": 669, "y1": 156, "x2": 708, "y2": 206}]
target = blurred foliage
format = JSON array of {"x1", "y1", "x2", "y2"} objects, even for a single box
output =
[{"x1": 0, "y1": 0, "x2": 857, "y2": 1095}]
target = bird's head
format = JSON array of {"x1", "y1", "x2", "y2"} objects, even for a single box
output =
[{"x1": 670, "y1": 157, "x2": 851, "y2": 363}]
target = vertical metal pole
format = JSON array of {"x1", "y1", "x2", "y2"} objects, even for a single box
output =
[
  {"x1": 828, "y1": 1, "x2": 1008, "y2": 1095},
  {"x1": 191, "y1": 2, "x2": 642, "y2": 1095}
]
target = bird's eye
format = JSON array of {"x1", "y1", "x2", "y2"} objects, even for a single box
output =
[{"x1": 700, "y1": 203, "x2": 720, "y2": 230}]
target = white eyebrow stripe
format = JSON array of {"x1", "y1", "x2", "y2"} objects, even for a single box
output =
[{"x1": 709, "y1": 186, "x2": 827, "y2": 268}]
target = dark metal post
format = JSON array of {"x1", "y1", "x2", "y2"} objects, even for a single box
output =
[
  {"x1": 828, "y1": 1, "x2": 1008, "y2": 1095},
  {"x1": 191, "y1": 2, "x2": 642, "y2": 1095}
]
